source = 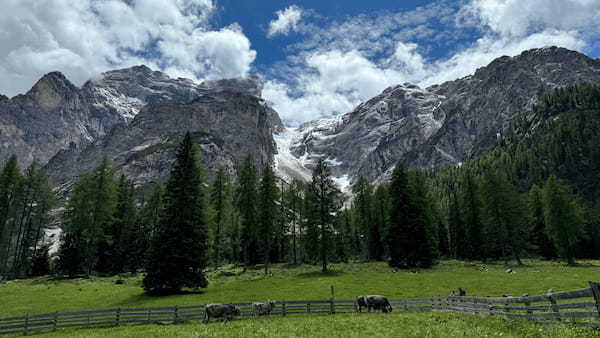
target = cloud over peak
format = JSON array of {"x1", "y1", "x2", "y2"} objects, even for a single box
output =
[
  {"x1": 0, "y1": 0, "x2": 256, "y2": 97},
  {"x1": 268, "y1": 5, "x2": 303, "y2": 38}
]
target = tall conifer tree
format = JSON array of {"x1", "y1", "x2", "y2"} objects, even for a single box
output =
[{"x1": 143, "y1": 133, "x2": 209, "y2": 294}]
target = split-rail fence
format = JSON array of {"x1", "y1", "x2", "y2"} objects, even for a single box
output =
[{"x1": 1, "y1": 281, "x2": 599, "y2": 336}]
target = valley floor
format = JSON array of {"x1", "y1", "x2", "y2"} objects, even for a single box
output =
[{"x1": 1, "y1": 260, "x2": 599, "y2": 336}]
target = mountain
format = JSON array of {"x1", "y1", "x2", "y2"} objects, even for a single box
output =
[
  {"x1": 0, "y1": 65, "x2": 270, "y2": 170},
  {"x1": 276, "y1": 47, "x2": 600, "y2": 186},
  {"x1": 46, "y1": 90, "x2": 283, "y2": 187}
]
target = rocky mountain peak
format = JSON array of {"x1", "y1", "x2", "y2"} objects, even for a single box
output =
[{"x1": 28, "y1": 71, "x2": 79, "y2": 110}]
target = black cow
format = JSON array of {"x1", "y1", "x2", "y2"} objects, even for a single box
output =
[
  {"x1": 204, "y1": 303, "x2": 241, "y2": 323},
  {"x1": 365, "y1": 295, "x2": 393, "y2": 313},
  {"x1": 355, "y1": 296, "x2": 368, "y2": 312}
]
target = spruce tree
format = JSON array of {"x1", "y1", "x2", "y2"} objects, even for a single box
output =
[
  {"x1": 143, "y1": 133, "x2": 209, "y2": 294},
  {"x1": 307, "y1": 159, "x2": 340, "y2": 272},
  {"x1": 352, "y1": 177, "x2": 383, "y2": 261},
  {"x1": 406, "y1": 170, "x2": 438, "y2": 268},
  {"x1": 480, "y1": 170, "x2": 528, "y2": 265},
  {"x1": 285, "y1": 178, "x2": 304, "y2": 265},
  {"x1": 542, "y1": 175, "x2": 584, "y2": 266},
  {"x1": 258, "y1": 165, "x2": 278, "y2": 274},
  {"x1": 388, "y1": 163, "x2": 411, "y2": 268},
  {"x1": 58, "y1": 157, "x2": 117, "y2": 276},
  {"x1": 372, "y1": 184, "x2": 391, "y2": 259},
  {"x1": 460, "y1": 170, "x2": 484, "y2": 260},
  {"x1": 138, "y1": 182, "x2": 165, "y2": 260},
  {"x1": 447, "y1": 191, "x2": 465, "y2": 259},
  {"x1": 0, "y1": 156, "x2": 22, "y2": 273},
  {"x1": 236, "y1": 155, "x2": 260, "y2": 266},
  {"x1": 528, "y1": 185, "x2": 555, "y2": 258},
  {"x1": 210, "y1": 168, "x2": 229, "y2": 268}
]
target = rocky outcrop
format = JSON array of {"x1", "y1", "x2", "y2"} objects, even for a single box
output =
[
  {"x1": 278, "y1": 47, "x2": 600, "y2": 184},
  {"x1": 0, "y1": 65, "x2": 272, "y2": 170},
  {"x1": 46, "y1": 90, "x2": 283, "y2": 187}
]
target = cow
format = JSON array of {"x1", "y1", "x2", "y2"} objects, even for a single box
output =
[
  {"x1": 253, "y1": 301, "x2": 276, "y2": 316},
  {"x1": 204, "y1": 303, "x2": 241, "y2": 323},
  {"x1": 355, "y1": 296, "x2": 368, "y2": 312},
  {"x1": 365, "y1": 295, "x2": 393, "y2": 313}
]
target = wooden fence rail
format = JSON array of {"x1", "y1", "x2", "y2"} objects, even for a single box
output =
[{"x1": 1, "y1": 281, "x2": 599, "y2": 336}]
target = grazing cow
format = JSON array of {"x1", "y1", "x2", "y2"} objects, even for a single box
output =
[
  {"x1": 365, "y1": 295, "x2": 393, "y2": 313},
  {"x1": 355, "y1": 296, "x2": 368, "y2": 312},
  {"x1": 204, "y1": 303, "x2": 241, "y2": 323},
  {"x1": 253, "y1": 301, "x2": 276, "y2": 316}
]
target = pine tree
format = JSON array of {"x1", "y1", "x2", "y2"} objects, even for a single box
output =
[
  {"x1": 528, "y1": 185, "x2": 555, "y2": 258},
  {"x1": 352, "y1": 177, "x2": 383, "y2": 261},
  {"x1": 372, "y1": 185, "x2": 391, "y2": 259},
  {"x1": 285, "y1": 178, "x2": 304, "y2": 265},
  {"x1": 480, "y1": 170, "x2": 528, "y2": 265},
  {"x1": 210, "y1": 168, "x2": 229, "y2": 268},
  {"x1": 113, "y1": 176, "x2": 139, "y2": 273},
  {"x1": 0, "y1": 156, "x2": 22, "y2": 274},
  {"x1": 542, "y1": 175, "x2": 584, "y2": 266},
  {"x1": 388, "y1": 163, "x2": 411, "y2": 268},
  {"x1": 460, "y1": 170, "x2": 484, "y2": 260},
  {"x1": 447, "y1": 191, "x2": 465, "y2": 259},
  {"x1": 307, "y1": 159, "x2": 340, "y2": 272},
  {"x1": 258, "y1": 165, "x2": 278, "y2": 274},
  {"x1": 58, "y1": 157, "x2": 117, "y2": 276},
  {"x1": 388, "y1": 165, "x2": 437, "y2": 268},
  {"x1": 138, "y1": 183, "x2": 164, "y2": 267},
  {"x1": 143, "y1": 133, "x2": 209, "y2": 294},
  {"x1": 236, "y1": 155, "x2": 260, "y2": 266}
]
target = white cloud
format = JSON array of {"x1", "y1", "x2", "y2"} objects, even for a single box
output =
[
  {"x1": 464, "y1": 0, "x2": 600, "y2": 38},
  {"x1": 264, "y1": 0, "x2": 599, "y2": 126},
  {"x1": 268, "y1": 5, "x2": 303, "y2": 38},
  {"x1": 0, "y1": 0, "x2": 256, "y2": 97}
]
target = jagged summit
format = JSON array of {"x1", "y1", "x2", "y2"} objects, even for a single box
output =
[{"x1": 275, "y1": 47, "x2": 600, "y2": 186}]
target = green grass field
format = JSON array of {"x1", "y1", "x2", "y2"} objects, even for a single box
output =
[{"x1": 1, "y1": 260, "x2": 600, "y2": 337}]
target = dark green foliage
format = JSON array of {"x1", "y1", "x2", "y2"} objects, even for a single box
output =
[
  {"x1": 306, "y1": 159, "x2": 341, "y2": 272},
  {"x1": 143, "y1": 133, "x2": 209, "y2": 294},
  {"x1": 0, "y1": 159, "x2": 55, "y2": 279},
  {"x1": 372, "y1": 185, "x2": 391, "y2": 259},
  {"x1": 284, "y1": 178, "x2": 304, "y2": 265},
  {"x1": 29, "y1": 243, "x2": 51, "y2": 277},
  {"x1": 236, "y1": 155, "x2": 260, "y2": 266},
  {"x1": 137, "y1": 183, "x2": 164, "y2": 267},
  {"x1": 58, "y1": 157, "x2": 117, "y2": 276},
  {"x1": 542, "y1": 175, "x2": 584, "y2": 266},
  {"x1": 352, "y1": 177, "x2": 383, "y2": 261},
  {"x1": 528, "y1": 185, "x2": 556, "y2": 259},
  {"x1": 209, "y1": 168, "x2": 235, "y2": 267},
  {"x1": 388, "y1": 164, "x2": 438, "y2": 269},
  {"x1": 459, "y1": 170, "x2": 484, "y2": 260},
  {"x1": 258, "y1": 165, "x2": 279, "y2": 274},
  {"x1": 480, "y1": 170, "x2": 528, "y2": 264}
]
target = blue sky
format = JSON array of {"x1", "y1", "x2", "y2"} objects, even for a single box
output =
[{"x1": 1, "y1": 0, "x2": 600, "y2": 125}]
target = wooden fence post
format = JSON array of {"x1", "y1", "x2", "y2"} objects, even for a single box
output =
[
  {"x1": 174, "y1": 305, "x2": 179, "y2": 323},
  {"x1": 23, "y1": 314, "x2": 29, "y2": 336},
  {"x1": 307, "y1": 303, "x2": 311, "y2": 314},
  {"x1": 147, "y1": 309, "x2": 151, "y2": 323},
  {"x1": 547, "y1": 293, "x2": 561, "y2": 321},
  {"x1": 282, "y1": 302, "x2": 287, "y2": 316},
  {"x1": 523, "y1": 294, "x2": 532, "y2": 319},
  {"x1": 589, "y1": 281, "x2": 600, "y2": 318},
  {"x1": 116, "y1": 308, "x2": 121, "y2": 326},
  {"x1": 53, "y1": 311, "x2": 58, "y2": 331},
  {"x1": 330, "y1": 285, "x2": 335, "y2": 315}
]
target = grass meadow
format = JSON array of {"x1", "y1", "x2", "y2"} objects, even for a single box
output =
[{"x1": 1, "y1": 260, "x2": 600, "y2": 336}]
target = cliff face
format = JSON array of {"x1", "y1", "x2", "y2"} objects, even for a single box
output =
[
  {"x1": 46, "y1": 91, "x2": 282, "y2": 187},
  {"x1": 276, "y1": 47, "x2": 600, "y2": 185}
]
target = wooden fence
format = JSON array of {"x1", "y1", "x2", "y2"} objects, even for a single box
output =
[{"x1": 1, "y1": 281, "x2": 599, "y2": 336}]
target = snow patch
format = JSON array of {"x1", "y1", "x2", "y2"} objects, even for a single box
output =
[
  {"x1": 332, "y1": 174, "x2": 351, "y2": 194},
  {"x1": 93, "y1": 87, "x2": 143, "y2": 120},
  {"x1": 274, "y1": 128, "x2": 313, "y2": 182}
]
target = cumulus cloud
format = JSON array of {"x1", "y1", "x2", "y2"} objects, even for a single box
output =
[
  {"x1": 0, "y1": 0, "x2": 256, "y2": 97},
  {"x1": 264, "y1": 0, "x2": 599, "y2": 126},
  {"x1": 268, "y1": 5, "x2": 303, "y2": 38}
]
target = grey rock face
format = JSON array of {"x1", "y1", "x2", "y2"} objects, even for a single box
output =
[
  {"x1": 280, "y1": 47, "x2": 600, "y2": 184},
  {"x1": 46, "y1": 91, "x2": 282, "y2": 187},
  {"x1": 0, "y1": 65, "x2": 274, "y2": 172}
]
